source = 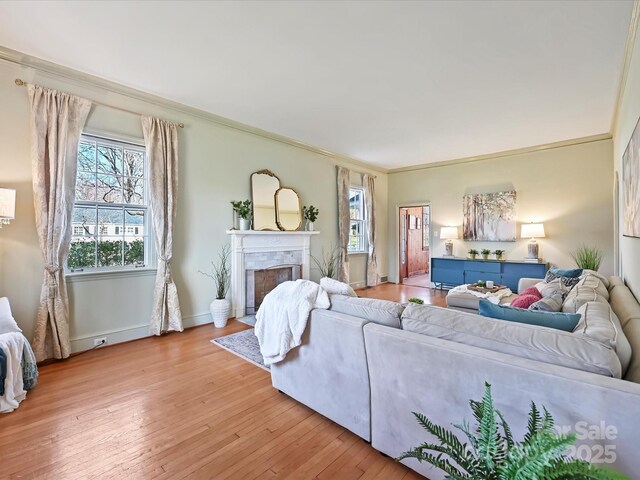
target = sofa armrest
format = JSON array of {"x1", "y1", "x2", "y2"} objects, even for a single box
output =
[{"x1": 518, "y1": 277, "x2": 541, "y2": 293}]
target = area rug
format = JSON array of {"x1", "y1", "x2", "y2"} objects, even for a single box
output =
[{"x1": 211, "y1": 329, "x2": 269, "y2": 371}]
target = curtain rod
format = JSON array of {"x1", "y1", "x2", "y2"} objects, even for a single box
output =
[{"x1": 14, "y1": 78, "x2": 184, "y2": 128}]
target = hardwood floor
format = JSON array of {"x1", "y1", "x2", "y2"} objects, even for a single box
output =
[{"x1": 0, "y1": 283, "x2": 433, "y2": 480}]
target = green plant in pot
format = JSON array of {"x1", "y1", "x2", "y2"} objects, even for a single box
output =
[
  {"x1": 481, "y1": 248, "x2": 491, "y2": 260},
  {"x1": 231, "y1": 200, "x2": 252, "y2": 230},
  {"x1": 408, "y1": 297, "x2": 424, "y2": 305},
  {"x1": 312, "y1": 244, "x2": 341, "y2": 279},
  {"x1": 468, "y1": 249, "x2": 479, "y2": 260},
  {"x1": 397, "y1": 382, "x2": 627, "y2": 480},
  {"x1": 493, "y1": 249, "x2": 505, "y2": 261},
  {"x1": 199, "y1": 244, "x2": 231, "y2": 328},
  {"x1": 572, "y1": 245, "x2": 603, "y2": 272},
  {"x1": 303, "y1": 205, "x2": 319, "y2": 232}
]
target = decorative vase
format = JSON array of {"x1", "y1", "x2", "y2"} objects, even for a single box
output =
[
  {"x1": 306, "y1": 221, "x2": 314, "y2": 232},
  {"x1": 469, "y1": 254, "x2": 477, "y2": 260},
  {"x1": 239, "y1": 218, "x2": 251, "y2": 231},
  {"x1": 482, "y1": 254, "x2": 489, "y2": 260},
  {"x1": 495, "y1": 254, "x2": 503, "y2": 261},
  {"x1": 210, "y1": 299, "x2": 230, "y2": 328}
]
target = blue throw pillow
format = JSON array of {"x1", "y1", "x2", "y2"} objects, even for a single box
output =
[
  {"x1": 548, "y1": 267, "x2": 583, "y2": 278},
  {"x1": 478, "y1": 299, "x2": 581, "y2": 332}
]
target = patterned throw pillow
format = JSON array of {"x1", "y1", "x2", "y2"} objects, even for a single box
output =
[
  {"x1": 544, "y1": 269, "x2": 581, "y2": 289},
  {"x1": 529, "y1": 293, "x2": 564, "y2": 312}
]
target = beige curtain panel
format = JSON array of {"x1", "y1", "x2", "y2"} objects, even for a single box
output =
[
  {"x1": 337, "y1": 166, "x2": 351, "y2": 284},
  {"x1": 27, "y1": 84, "x2": 91, "y2": 361},
  {"x1": 142, "y1": 116, "x2": 184, "y2": 335},
  {"x1": 363, "y1": 174, "x2": 378, "y2": 287}
]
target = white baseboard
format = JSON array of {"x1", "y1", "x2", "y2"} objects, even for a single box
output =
[{"x1": 69, "y1": 312, "x2": 213, "y2": 353}]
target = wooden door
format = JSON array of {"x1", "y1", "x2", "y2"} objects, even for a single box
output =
[{"x1": 399, "y1": 206, "x2": 429, "y2": 280}]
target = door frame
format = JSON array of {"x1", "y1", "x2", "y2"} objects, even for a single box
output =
[{"x1": 395, "y1": 201, "x2": 431, "y2": 284}]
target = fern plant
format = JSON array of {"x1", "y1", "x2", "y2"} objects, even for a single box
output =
[{"x1": 397, "y1": 382, "x2": 627, "y2": 480}]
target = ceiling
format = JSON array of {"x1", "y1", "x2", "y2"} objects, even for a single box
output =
[{"x1": 0, "y1": 1, "x2": 633, "y2": 169}]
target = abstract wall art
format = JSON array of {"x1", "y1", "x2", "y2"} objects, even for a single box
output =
[{"x1": 463, "y1": 191, "x2": 516, "y2": 242}]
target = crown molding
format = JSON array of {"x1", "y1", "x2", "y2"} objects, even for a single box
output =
[
  {"x1": 0, "y1": 45, "x2": 387, "y2": 175},
  {"x1": 387, "y1": 133, "x2": 612, "y2": 174},
  {"x1": 611, "y1": 0, "x2": 640, "y2": 137}
]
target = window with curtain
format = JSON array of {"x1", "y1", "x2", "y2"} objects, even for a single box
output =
[
  {"x1": 68, "y1": 134, "x2": 150, "y2": 272},
  {"x1": 348, "y1": 187, "x2": 368, "y2": 253}
]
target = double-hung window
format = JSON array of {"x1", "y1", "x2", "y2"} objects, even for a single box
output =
[
  {"x1": 348, "y1": 187, "x2": 367, "y2": 253},
  {"x1": 68, "y1": 134, "x2": 150, "y2": 272}
]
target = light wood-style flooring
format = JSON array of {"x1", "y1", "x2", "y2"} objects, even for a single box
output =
[{"x1": 0, "y1": 283, "x2": 441, "y2": 480}]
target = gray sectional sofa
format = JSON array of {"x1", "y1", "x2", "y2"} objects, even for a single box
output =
[{"x1": 270, "y1": 275, "x2": 640, "y2": 479}]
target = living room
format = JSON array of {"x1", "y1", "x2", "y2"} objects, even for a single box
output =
[{"x1": 1, "y1": 1, "x2": 640, "y2": 479}]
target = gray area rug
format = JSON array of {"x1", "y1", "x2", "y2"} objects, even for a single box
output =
[{"x1": 211, "y1": 328, "x2": 269, "y2": 371}]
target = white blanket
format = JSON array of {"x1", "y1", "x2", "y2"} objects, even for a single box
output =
[
  {"x1": 0, "y1": 332, "x2": 27, "y2": 413},
  {"x1": 255, "y1": 279, "x2": 330, "y2": 366},
  {"x1": 449, "y1": 284, "x2": 513, "y2": 304}
]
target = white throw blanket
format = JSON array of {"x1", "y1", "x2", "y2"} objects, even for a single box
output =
[
  {"x1": 449, "y1": 284, "x2": 513, "y2": 304},
  {"x1": 0, "y1": 332, "x2": 27, "y2": 413},
  {"x1": 255, "y1": 279, "x2": 330, "y2": 365}
]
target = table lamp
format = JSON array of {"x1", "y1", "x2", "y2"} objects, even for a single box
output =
[
  {"x1": 440, "y1": 226, "x2": 458, "y2": 257},
  {"x1": 0, "y1": 188, "x2": 16, "y2": 228},
  {"x1": 521, "y1": 222, "x2": 545, "y2": 261}
]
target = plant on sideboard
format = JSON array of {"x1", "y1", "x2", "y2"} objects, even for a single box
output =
[
  {"x1": 468, "y1": 249, "x2": 479, "y2": 260},
  {"x1": 199, "y1": 244, "x2": 231, "y2": 328},
  {"x1": 481, "y1": 248, "x2": 491, "y2": 260},
  {"x1": 231, "y1": 200, "x2": 252, "y2": 230},
  {"x1": 303, "y1": 205, "x2": 319, "y2": 231},
  {"x1": 493, "y1": 249, "x2": 505, "y2": 261},
  {"x1": 397, "y1": 382, "x2": 627, "y2": 480},
  {"x1": 312, "y1": 244, "x2": 340, "y2": 279},
  {"x1": 572, "y1": 245, "x2": 603, "y2": 272}
]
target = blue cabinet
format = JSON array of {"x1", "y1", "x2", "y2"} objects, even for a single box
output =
[{"x1": 430, "y1": 257, "x2": 547, "y2": 292}]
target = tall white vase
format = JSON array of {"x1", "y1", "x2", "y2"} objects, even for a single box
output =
[
  {"x1": 210, "y1": 299, "x2": 230, "y2": 328},
  {"x1": 306, "y1": 221, "x2": 314, "y2": 231},
  {"x1": 239, "y1": 218, "x2": 251, "y2": 231}
]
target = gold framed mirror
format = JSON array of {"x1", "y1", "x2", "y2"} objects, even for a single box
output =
[
  {"x1": 251, "y1": 170, "x2": 280, "y2": 230},
  {"x1": 275, "y1": 187, "x2": 302, "y2": 231}
]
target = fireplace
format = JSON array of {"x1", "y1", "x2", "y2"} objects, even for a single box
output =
[
  {"x1": 227, "y1": 230, "x2": 319, "y2": 319},
  {"x1": 245, "y1": 264, "x2": 302, "y2": 314}
]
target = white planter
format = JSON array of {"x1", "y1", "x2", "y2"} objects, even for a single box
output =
[
  {"x1": 306, "y1": 221, "x2": 314, "y2": 231},
  {"x1": 239, "y1": 218, "x2": 251, "y2": 230},
  {"x1": 210, "y1": 299, "x2": 231, "y2": 328}
]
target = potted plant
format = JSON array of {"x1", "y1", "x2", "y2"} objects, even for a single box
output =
[
  {"x1": 493, "y1": 249, "x2": 505, "y2": 260},
  {"x1": 199, "y1": 244, "x2": 231, "y2": 328},
  {"x1": 468, "y1": 248, "x2": 479, "y2": 260},
  {"x1": 408, "y1": 297, "x2": 424, "y2": 305},
  {"x1": 231, "y1": 200, "x2": 252, "y2": 230},
  {"x1": 481, "y1": 248, "x2": 491, "y2": 260},
  {"x1": 302, "y1": 205, "x2": 319, "y2": 231},
  {"x1": 572, "y1": 245, "x2": 603, "y2": 272},
  {"x1": 397, "y1": 382, "x2": 626, "y2": 479}
]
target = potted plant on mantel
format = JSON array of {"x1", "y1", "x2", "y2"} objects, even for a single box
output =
[
  {"x1": 468, "y1": 248, "x2": 479, "y2": 260},
  {"x1": 231, "y1": 200, "x2": 252, "y2": 230},
  {"x1": 199, "y1": 244, "x2": 231, "y2": 328},
  {"x1": 481, "y1": 248, "x2": 491, "y2": 260},
  {"x1": 303, "y1": 205, "x2": 319, "y2": 231}
]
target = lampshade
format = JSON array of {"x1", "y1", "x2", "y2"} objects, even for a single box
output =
[
  {"x1": 440, "y1": 226, "x2": 459, "y2": 240},
  {"x1": 521, "y1": 223, "x2": 545, "y2": 239},
  {"x1": 0, "y1": 188, "x2": 16, "y2": 220}
]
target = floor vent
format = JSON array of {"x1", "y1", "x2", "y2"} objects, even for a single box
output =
[{"x1": 380, "y1": 275, "x2": 388, "y2": 283}]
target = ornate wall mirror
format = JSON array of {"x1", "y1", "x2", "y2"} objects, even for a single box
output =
[
  {"x1": 251, "y1": 170, "x2": 280, "y2": 230},
  {"x1": 275, "y1": 187, "x2": 302, "y2": 231}
]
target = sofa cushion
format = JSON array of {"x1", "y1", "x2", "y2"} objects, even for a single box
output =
[
  {"x1": 609, "y1": 285, "x2": 640, "y2": 329},
  {"x1": 608, "y1": 276, "x2": 625, "y2": 291},
  {"x1": 479, "y1": 300, "x2": 580, "y2": 332},
  {"x1": 0, "y1": 297, "x2": 21, "y2": 335},
  {"x1": 574, "y1": 302, "x2": 631, "y2": 376},
  {"x1": 539, "y1": 279, "x2": 571, "y2": 299},
  {"x1": 623, "y1": 319, "x2": 640, "y2": 383},
  {"x1": 562, "y1": 275, "x2": 609, "y2": 313},
  {"x1": 544, "y1": 269, "x2": 582, "y2": 289},
  {"x1": 328, "y1": 294, "x2": 402, "y2": 328},
  {"x1": 511, "y1": 294, "x2": 541, "y2": 309},
  {"x1": 320, "y1": 277, "x2": 357, "y2": 297},
  {"x1": 529, "y1": 294, "x2": 564, "y2": 312},
  {"x1": 580, "y1": 270, "x2": 610, "y2": 289},
  {"x1": 401, "y1": 303, "x2": 621, "y2": 377},
  {"x1": 549, "y1": 267, "x2": 583, "y2": 278}
]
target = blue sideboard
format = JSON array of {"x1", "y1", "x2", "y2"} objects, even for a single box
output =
[{"x1": 431, "y1": 257, "x2": 547, "y2": 292}]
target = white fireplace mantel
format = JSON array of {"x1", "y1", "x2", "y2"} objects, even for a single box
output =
[{"x1": 226, "y1": 230, "x2": 320, "y2": 318}]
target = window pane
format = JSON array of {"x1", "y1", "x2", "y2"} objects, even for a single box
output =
[
  {"x1": 72, "y1": 206, "x2": 97, "y2": 237},
  {"x1": 124, "y1": 237, "x2": 145, "y2": 265},
  {"x1": 97, "y1": 174, "x2": 123, "y2": 203},
  {"x1": 122, "y1": 177, "x2": 144, "y2": 205},
  {"x1": 349, "y1": 190, "x2": 363, "y2": 220},
  {"x1": 125, "y1": 208, "x2": 145, "y2": 235},
  {"x1": 78, "y1": 142, "x2": 96, "y2": 172},
  {"x1": 98, "y1": 207, "x2": 124, "y2": 238},
  {"x1": 68, "y1": 239, "x2": 96, "y2": 269},
  {"x1": 76, "y1": 171, "x2": 96, "y2": 201},
  {"x1": 97, "y1": 144, "x2": 123, "y2": 176},
  {"x1": 349, "y1": 220, "x2": 363, "y2": 251},
  {"x1": 124, "y1": 150, "x2": 144, "y2": 178},
  {"x1": 98, "y1": 237, "x2": 123, "y2": 267}
]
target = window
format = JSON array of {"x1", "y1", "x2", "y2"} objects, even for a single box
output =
[
  {"x1": 348, "y1": 187, "x2": 367, "y2": 253},
  {"x1": 68, "y1": 135, "x2": 149, "y2": 272},
  {"x1": 422, "y1": 206, "x2": 430, "y2": 249}
]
